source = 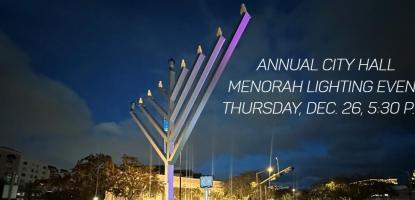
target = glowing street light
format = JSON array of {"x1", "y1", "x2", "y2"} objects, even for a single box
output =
[{"x1": 267, "y1": 166, "x2": 274, "y2": 173}]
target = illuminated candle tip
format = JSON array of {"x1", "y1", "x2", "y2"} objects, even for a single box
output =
[
  {"x1": 240, "y1": 3, "x2": 247, "y2": 15},
  {"x1": 197, "y1": 45, "x2": 203, "y2": 54},
  {"x1": 180, "y1": 59, "x2": 186, "y2": 68},
  {"x1": 216, "y1": 27, "x2": 223, "y2": 37}
]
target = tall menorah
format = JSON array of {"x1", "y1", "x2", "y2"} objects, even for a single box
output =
[{"x1": 129, "y1": 4, "x2": 251, "y2": 200}]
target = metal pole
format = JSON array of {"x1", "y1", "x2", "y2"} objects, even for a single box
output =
[
  {"x1": 165, "y1": 58, "x2": 176, "y2": 200},
  {"x1": 408, "y1": 171, "x2": 413, "y2": 200},
  {"x1": 179, "y1": 152, "x2": 182, "y2": 200},
  {"x1": 205, "y1": 188, "x2": 209, "y2": 200},
  {"x1": 95, "y1": 167, "x2": 99, "y2": 197},
  {"x1": 95, "y1": 163, "x2": 104, "y2": 198},
  {"x1": 7, "y1": 172, "x2": 14, "y2": 200},
  {"x1": 256, "y1": 172, "x2": 262, "y2": 200},
  {"x1": 264, "y1": 185, "x2": 267, "y2": 200},
  {"x1": 275, "y1": 157, "x2": 280, "y2": 174}
]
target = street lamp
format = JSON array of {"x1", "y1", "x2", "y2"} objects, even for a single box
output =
[
  {"x1": 94, "y1": 163, "x2": 104, "y2": 200},
  {"x1": 267, "y1": 166, "x2": 273, "y2": 190},
  {"x1": 292, "y1": 188, "x2": 296, "y2": 200},
  {"x1": 275, "y1": 156, "x2": 280, "y2": 173},
  {"x1": 256, "y1": 166, "x2": 273, "y2": 200},
  {"x1": 267, "y1": 166, "x2": 274, "y2": 173}
]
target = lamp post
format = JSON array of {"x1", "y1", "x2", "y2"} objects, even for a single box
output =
[
  {"x1": 292, "y1": 188, "x2": 296, "y2": 200},
  {"x1": 94, "y1": 163, "x2": 104, "y2": 200},
  {"x1": 275, "y1": 156, "x2": 280, "y2": 174},
  {"x1": 129, "y1": 4, "x2": 251, "y2": 200},
  {"x1": 268, "y1": 166, "x2": 273, "y2": 189},
  {"x1": 256, "y1": 166, "x2": 273, "y2": 200}
]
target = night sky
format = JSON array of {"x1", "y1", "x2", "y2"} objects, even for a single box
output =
[{"x1": 1, "y1": 0, "x2": 414, "y2": 187}]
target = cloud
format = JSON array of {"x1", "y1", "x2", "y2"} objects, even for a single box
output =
[
  {"x1": 0, "y1": 32, "x2": 93, "y2": 141},
  {"x1": 93, "y1": 122, "x2": 124, "y2": 135},
  {"x1": 0, "y1": 32, "x2": 155, "y2": 168}
]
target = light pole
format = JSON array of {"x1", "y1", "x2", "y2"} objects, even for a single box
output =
[
  {"x1": 267, "y1": 166, "x2": 273, "y2": 198},
  {"x1": 256, "y1": 166, "x2": 294, "y2": 200},
  {"x1": 129, "y1": 4, "x2": 251, "y2": 200},
  {"x1": 256, "y1": 166, "x2": 273, "y2": 200},
  {"x1": 292, "y1": 188, "x2": 296, "y2": 200},
  {"x1": 94, "y1": 163, "x2": 104, "y2": 200},
  {"x1": 275, "y1": 156, "x2": 280, "y2": 174}
]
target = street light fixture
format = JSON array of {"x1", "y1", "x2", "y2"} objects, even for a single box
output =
[
  {"x1": 260, "y1": 166, "x2": 294, "y2": 185},
  {"x1": 267, "y1": 166, "x2": 274, "y2": 173}
]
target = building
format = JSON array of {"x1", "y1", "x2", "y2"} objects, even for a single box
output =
[
  {"x1": 0, "y1": 147, "x2": 50, "y2": 186},
  {"x1": 0, "y1": 146, "x2": 22, "y2": 182},
  {"x1": 18, "y1": 158, "x2": 50, "y2": 185}
]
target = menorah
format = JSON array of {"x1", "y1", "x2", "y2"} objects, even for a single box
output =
[{"x1": 129, "y1": 4, "x2": 251, "y2": 200}]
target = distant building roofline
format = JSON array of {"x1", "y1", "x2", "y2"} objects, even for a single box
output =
[{"x1": 0, "y1": 146, "x2": 21, "y2": 154}]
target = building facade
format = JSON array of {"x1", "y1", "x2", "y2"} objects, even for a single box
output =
[
  {"x1": 0, "y1": 146, "x2": 22, "y2": 182},
  {"x1": 18, "y1": 158, "x2": 50, "y2": 185},
  {"x1": 0, "y1": 147, "x2": 50, "y2": 186}
]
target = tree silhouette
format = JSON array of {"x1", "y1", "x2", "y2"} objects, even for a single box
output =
[{"x1": 109, "y1": 154, "x2": 163, "y2": 200}]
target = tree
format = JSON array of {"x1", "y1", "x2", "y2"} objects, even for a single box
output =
[
  {"x1": 109, "y1": 154, "x2": 163, "y2": 200},
  {"x1": 210, "y1": 191, "x2": 225, "y2": 200},
  {"x1": 175, "y1": 188, "x2": 203, "y2": 200},
  {"x1": 70, "y1": 153, "x2": 116, "y2": 199},
  {"x1": 308, "y1": 179, "x2": 351, "y2": 200},
  {"x1": 21, "y1": 181, "x2": 45, "y2": 200},
  {"x1": 307, "y1": 176, "x2": 398, "y2": 200},
  {"x1": 42, "y1": 153, "x2": 116, "y2": 200},
  {"x1": 41, "y1": 172, "x2": 76, "y2": 200},
  {"x1": 223, "y1": 171, "x2": 257, "y2": 199}
]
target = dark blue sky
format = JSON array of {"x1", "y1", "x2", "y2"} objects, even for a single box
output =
[
  {"x1": 0, "y1": 0, "x2": 301, "y2": 122},
  {"x1": 1, "y1": 0, "x2": 414, "y2": 187}
]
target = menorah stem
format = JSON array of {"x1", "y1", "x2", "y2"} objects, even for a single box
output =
[{"x1": 165, "y1": 58, "x2": 176, "y2": 200}]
